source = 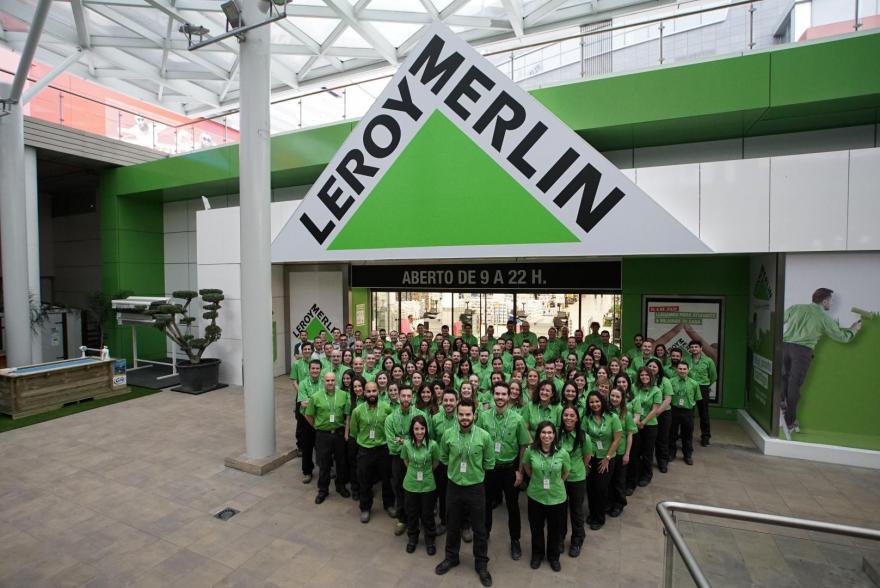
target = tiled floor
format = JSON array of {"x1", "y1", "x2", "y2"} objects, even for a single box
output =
[{"x1": 1, "y1": 377, "x2": 879, "y2": 587}]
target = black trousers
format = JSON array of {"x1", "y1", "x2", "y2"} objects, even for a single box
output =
[
  {"x1": 295, "y1": 410, "x2": 315, "y2": 475},
  {"x1": 346, "y1": 437, "x2": 360, "y2": 494},
  {"x1": 391, "y1": 455, "x2": 407, "y2": 523},
  {"x1": 637, "y1": 425, "x2": 658, "y2": 484},
  {"x1": 315, "y1": 429, "x2": 347, "y2": 494},
  {"x1": 586, "y1": 457, "x2": 613, "y2": 525},
  {"x1": 445, "y1": 481, "x2": 489, "y2": 570},
  {"x1": 405, "y1": 489, "x2": 437, "y2": 545},
  {"x1": 697, "y1": 385, "x2": 712, "y2": 441},
  {"x1": 626, "y1": 432, "x2": 640, "y2": 491},
  {"x1": 561, "y1": 478, "x2": 586, "y2": 546},
  {"x1": 655, "y1": 410, "x2": 672, "y2": 467},
  {"x1": 357, "y1": 445, "x2": 394, "y2": 512},
  {"x1": 436, "y1": 464, "x2": 448, "y2": 524},
  {"x1": 528, "y1": 498, "x2": 565, "y2": 562},
  {"x1": 671, "y1": 407, "x2": 695, "y2": 459},
  {"x1": 782, "y1": 342, "x2": 812, "y2": 428},
  {"x1": 485, "y1": 465, "x2": 520, "y2": 541},
  {"x1": 609, "y1": 455, "x2": 628, "y2": 509}
]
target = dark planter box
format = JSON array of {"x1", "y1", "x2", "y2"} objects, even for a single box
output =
[{"x1": 173, "y1": 358, "x2": 224, "y2": 394}]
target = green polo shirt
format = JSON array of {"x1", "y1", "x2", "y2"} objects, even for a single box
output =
[
  {"x1": 498, "y1": 331, "x2": 516, "y2": 343},
  {"x1": 461, "y1": 334, "x2": 478, "y2": 346},
  {"x1": 526, "y1": 402, "x2": 562, "y2": 430},
  {"x1": 290, "y1": 358, "x2": 311, "y2": 384},
  {"x1": 656, "y1": 378, "x2": 674, "y2": 413},
  {"x1": 349, "y1": 401, "x2": 393, "y2": 448},
  {"x1": 601, "y1": 342, "x2": 620, "y2": 359},
  {"x1": 432, "y1": 411, "x2": 458, "y2": 442},
  {"x1": 401, "y1": 439, "x2": 440, "y2": 493},
  {"x1": 564, "y1": 347, "x2": 583, "y2": 364},
  {"x1": 501, "y1": 353, "x2": 514, "y2": 374},
  {"x1": 686, "y1": 354, "x2": 718, "y2": 387},
  {"x1": 617, "y1": 406, "x2": 638, "y2": 456},
  {"x1": 296, "y1": 377, "x2": 322, "y2": 414},
  {"x1": 583, "y1": 412, "x2": 622, "y2": 459},
  {"x1": 523, "y1": 447, "x2": 570, "y2": 506},
  {"x1": 514, "y1": 332, "x2": 538, "y2": 348},
  {"x1": 559, "y1": 429, "x2": 593, "y2": 482},
  {"x1": 472, "y1": 361, "x2": 492, "y2": 382},
  {"x1": 625, "y1": 346, "x2": 641, "y2": 361},
  {"x1": 304, "y1": 388, "x2": 350, "y2": 431},
  {"x1": 384, "y1": 405, "x2": 428, "y2": 456},
  {"x1": 439, "y1": 425, "x2": 495, "y2": 486},
  {"x1": 524, "y1": 355, "x2": 536, "y2": 369},
  {"x1": 476, "y1": 391, "x2": 493, "y2": 413},
  {"x1": 543, "y1": 339, "x2": 563, "y2": 361},
  {"x1": 584, "y1": 334, "x2": 603, "y2": 348},
  {"x1": 670, "y1": 376, "x2": 702, "y2": 410},
  {"x1": 634, "y1": 385, "x2": 662, "y2": 426},
  {"x1": 476, "y1": 408, "x2": 530, "y2": 464},
  {"x1": 630, "y1": 354, "x2": 659, "y2": 373},
  {"x1": 784, "y1": 302, "x2": 856, "y2": 349},
  {"x1": 363, "y1": 365, "x2": 380, "y2": 382}
]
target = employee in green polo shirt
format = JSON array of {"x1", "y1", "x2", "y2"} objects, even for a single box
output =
[
  {"x1": 527, "y1": 380, "x2": 562, "y2": 431},
  {"x1": 499, "y1": 319, "x2": 517, "y2": 344},
  {"x1": 647, "y1": 358, "x2": 674, "y2": 474},
  {"x1": 401, "y1": 415, "x2": 440, "y2": 555},
  {"x1": 687, "y1": 339, "x2": 718, "y2": 447},
  {"x1": 350, "y1": 381, "x2": 395, "y2": 523},
  {"x1": 599, "y1": 330, "x2": 620, "y2": 359},
  {"x1": 461, "y1": 322, "x2": 478, "y2": 346},
  {"x1": 583, "y1": 391, "x2": 621, "y2": 530},
  {"x1": 386, "y1": 386, "x2": 428, "y2": 536},
  {"x1": 632, "y1": 368, "x2": 661, "y2": 488},
  {"x1": 781, "y1": 288, "x2": 861, "y2": 437},
  {"x1": 559, "y1": 406, "x2": 592, "y2": 558},
  {"x1": 669, "y1": 362, "x2": 702, "y2": 465},
  {"x1": 435, "y1": 398, "x2": 495, "y2": 587},
  {"x1": 515, "y1": 421, "x2": 570, "y2": 572},
  {"x1": 305, "y1": 371, "x2": 351, "y2": 504},
  {"x1": 478, "y1": 382, "x2": 530, "y2": 562},
  {"x1": 432, "y1": 390, "x2": 459, "y2": 534},
  {"x1": 608, "y1": 387, "x2": 636, "y2": 517},
  {"x1": 291, "y1": 342, "x2": 314, "y2": 465},
  {"x1": 624, "y1": 333, "x2": 644, "y2": 361},
  {"x1": 514, "y1": 321, "x2": 539, "y2": 349},
  {"x1": 296, "y1": 358, "x2": 323, "y2": 484}
]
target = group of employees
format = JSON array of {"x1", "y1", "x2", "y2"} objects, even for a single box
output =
[{"x1": 290, "y1": 319, "x2": 717, "y2": 586}]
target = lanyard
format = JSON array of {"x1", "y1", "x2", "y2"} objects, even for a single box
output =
[
  {"x1": 457, "y1": 428, "x2": 474, "y2": 465},
  {"x1": 365, "y1": 404, "x2": 383, "y2": 429},
  {"x1": 410, "y1": 441, "x2": 430, "y2": 471},
  {"x1": 492, "y1": 409, "x2": 510, "y2": 443},
  {"x1": 539, "y1": 450, "x2": 554, "y2": 480},
  {"x1": 590, "y1": 414, "x2": 606, "y2": 438},
  {"x1": 327, "y1": 390, "x2": 337, "y2": 416}
]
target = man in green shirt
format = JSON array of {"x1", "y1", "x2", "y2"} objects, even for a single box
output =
[
  {"x1": 669, "y1": 362, "x2": 701, "y2": 465},
  {"x1": 485, "y1": 325, "x2": 497, "y2": 350},
  {"x1": 514, "y1": 321, "x2": 538, "y2": 349},
  {"x1": 432, "y1": 389, "x2": 459, "y2": 534},
  {"x1": 472, "y1": 349, "x2": 492, "y2": 385},
  {"x1": 599, "y1": 330, "x2": 620, "y2": 359},
  {"x1": 295, "y1": 358, "x2": 322, "y2": 483},
  {"x1": 544, "y1": 327, "x2": 563, "y2": 362},
  {"x1": 498, "y1": 320, "x2": 517, "y2": 344},
  {"x1": 781, "y1": 288, "x2": 861, "y2": 436},
  {"x1": 687, "y1": 340, "x2": 718, "y2": 446},
  {"x1": 631, "y1": 339, "x2": 658, "y2": 372},
  {"x1": 478, "y1": 382, "x2": 530, "y2": 562},
  {"x1": 461, "y1": 322, "x2": 478, "y2": 346},
  {"x1": 305, "y1": 371, "x2": 351, "y2": 503},
  {"x1": 584, "y1": 322, "x2": 603, "y2": 348},
  {"x1": 290, "y1": 342, "x2": 313, "y2": 460},
  {"x1": 625, "y1": 333, "x2": 644, "y2": 361},
  {"x1": 436, "y1": 398, "x2": 495, "y2": 587},
  {"x1": 385, "y1": 386, "x2": 427, "y2": 535},
  {"x1": 350, "y1": 381, "x2": 394, "y2": 522}
]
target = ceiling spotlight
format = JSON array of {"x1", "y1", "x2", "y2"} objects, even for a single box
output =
[
  {"x1": 179, "y1": 22, "x2": 210, "y2": 43},
  {"x1": 221, "y1": 0, "x2": 243, "y2": 29}
]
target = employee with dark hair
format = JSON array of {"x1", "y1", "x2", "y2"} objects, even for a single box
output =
[
  {"x1": 432, "y1": 389, "x2": 459, "y2": 534},
  {"x1": 633, "y1": 367, "x2": 661, "y2": 488},
  {"x1": 305, "y1": 371, "x2": 351, "y2": 504},
  {"x1": 401, "y1": 414, "x2": 440, "y2": 555},
  {"x1": 583, "y1": 391, "x2": 621, "y2": 530},
  {"x1": 646, "y1": 358, "x2": 673, "y2": 473},
  {"x1": 687, "y1": 339, "x2": 717, "y2": 446},
  {"x1": 558, "y1": 405, "x2": 592, "y2": 557},
  {"x1": 385, "y1": 386, "x2": 427, "y2": 536},
  {"x1": 669, "y1": 362, "x2": 701, "y2": 465},
  {"x1": 296, "y1": 358, "x2": 323, "y2": 484},
  {"x1": 516, "y1": 421, "x2": 570, "y2": 572},
  {"x1": 349, "y1": 380, "x2": 394, "y2": 523},
  {"x1": 435, "y1": 398, "x2": 495, "y2": 587}
]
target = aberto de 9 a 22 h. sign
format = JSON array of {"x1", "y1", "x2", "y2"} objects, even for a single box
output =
[{"x1": 271, "y1": 23, "x2": 709, "y2": 263}]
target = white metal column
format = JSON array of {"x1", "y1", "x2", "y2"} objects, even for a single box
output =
[
  {"x1": 25, "y1": 147, "x2": 42, "y2": 363},
  {"x1": 239, "y1": 0, "x2": 275, "y2": 458},
  {"x1": 0, "y1": 84, "x2": 34, "y2": 367}
]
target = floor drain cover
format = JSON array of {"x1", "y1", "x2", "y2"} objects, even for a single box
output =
[{"x1": 214, "y1": 507, "x2": 239, "y2": 521}]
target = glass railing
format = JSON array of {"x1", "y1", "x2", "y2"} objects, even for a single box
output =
[{"x1": 4, "y1": 0, "x2": 875, "y2": 155}]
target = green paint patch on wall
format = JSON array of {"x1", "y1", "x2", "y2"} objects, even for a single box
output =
[{"x1": 329, "y1": 110, "x2": 578, "y2": 250}]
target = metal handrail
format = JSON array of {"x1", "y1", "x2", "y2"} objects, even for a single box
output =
[{"x1": 657, "y1": 501, "x2": 880, "y2": 588}]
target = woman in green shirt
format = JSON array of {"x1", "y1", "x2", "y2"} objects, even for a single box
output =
[
  {"x1": 559, "y1": 406, "x2": 592, "y2": 558},
  {"x1": 401, "y1": 415, "x2": 440, "y2": 555},
  {"x1": 647, "y1": 358, "x2": 674, "y2": 473},
  {"x1": 508, "y1": 379, "x2": 530, "y2": 422},
  {"x1": 516, "y1": 421, "x2": 571, "y2": 572},
  {"x1": 583, "y1": 391, "x2": 621, "y2": 530},
  {"x1": 615, "y1": 373, "x2": 639, "y2": 495},
  {"x1": 347, "y1": 375, "x2": 367, "y2": 501},
  {"x1": 561, "y1": 382, "x2": 585, "y2": 421},
  {"x1": 633, "y1": 367, "x2": 661, "y2": 488},
  {"x1": 416, "y1": 383, "x2": 437, "y2": 416},
  {"x1": 528, "y1": 380, "x2": 562, "y2": 431},
  {"x1": 608, "y1": 388, "x2": 636, "y2": 517}
]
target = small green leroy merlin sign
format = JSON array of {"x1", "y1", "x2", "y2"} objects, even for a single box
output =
[
  {"x1": 294, "y1": 304, "x2": 335, "y2": 341},
  {"x1": 272, "y1": 23, "x2": 709, "y2": 263}
]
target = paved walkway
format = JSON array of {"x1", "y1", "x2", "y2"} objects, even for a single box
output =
[{"x1": 1, "y1": 377, "x2": 879, "y2": 587}]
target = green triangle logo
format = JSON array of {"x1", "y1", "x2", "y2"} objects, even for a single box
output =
[
  {"x1": 328, "y1": 110, "x2": 578, "y2": 250},
  {"x1": 753, "y1": 265, "x2": 772, "y2": 301},
  {"x1": 305, "y1": 317, "x2": 332, "y2": 341}
]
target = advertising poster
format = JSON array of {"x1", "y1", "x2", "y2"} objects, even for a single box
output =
[
  {"x1": 644, "y1": 297, "x2": 723, "y2": 403},
  {"x1": 781, "y1": 253, "x2": 880, "y2": 450},
  {"x1": 289, "y1": 270, "x2": 343, "y2": 355},
  {"x1": 747, "y1": 255, "x2": 777, "y2": 434}
]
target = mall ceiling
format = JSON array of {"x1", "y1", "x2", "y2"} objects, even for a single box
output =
[{"x1": 0, "y1": 0, "x2": 673, "y2": 116}]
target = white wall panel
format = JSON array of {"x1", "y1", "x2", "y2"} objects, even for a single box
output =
[
  {"x1": 197, "y1": 263, "x2": 241, "y2": 299},
  {"x1": 637, "y1": 163, "x2": 701, "y2": 237},
  {"x1": 216, "y1": 298, "x2": 243, "y2": 340},
  {"x1": 847, "y1": 148, "x2": 880, "y2": 251},
  {"x1": 163, "y1": 200, "x2": 189, "y2": 233},
  {"x1": 634, "y1": 138, "x2": 741, "y2": 167},
  {"x1": 187, "y1": 199, "x2": 204, "y2": 232},
  {"x1": 202, "y1": 338, "x2": 242, "y2": 385},
  {"x1": 163, "y1": 232, "x2": 189, "y2": 264},
  {"x1": 196, "y1": 207, "x2": 241, "y2": 265},
  {"x1": 700, "y1": 158, "x2": 770, "y2": 252},
  {"x1": 770, "y1": 151, "x2": 849, "y2": 252},
  {"x1": 163, "y1": 263, "x2": 189, "y2": 294}
]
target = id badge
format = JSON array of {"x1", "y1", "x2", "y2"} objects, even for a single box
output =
[
  {"x1": 494, "y1": 442, "x2": 502, "y2": 453},
  {"x1": 329, "y1": 413, "x2": 335, "y2": 423},
  {"x1": 543, "y1": 478, "x2": 551, "y2": 490},
  {"x1": 460, "y1": 462, "x2": 468, "y2": 473},
  {"x1": 416, "y1": 471, "x2": 424, "y2": 481},
  {"x1": 679, "y1": 398, "x2": 685, "y2": 407},
  {"x1": 368, "y1": 428, "x2": 376, "y2": 440},
  {"x1": 596, "y1": 440, "x2": 604, "y2": 450}
]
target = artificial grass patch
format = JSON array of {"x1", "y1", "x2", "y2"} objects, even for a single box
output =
[{"x1": 0, "y1": 386, "x2": 160, "y2": 433}]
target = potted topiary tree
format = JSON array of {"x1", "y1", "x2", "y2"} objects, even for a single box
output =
[{"x1": 144, "y1": 289, "x2": 225, "y2": 394}]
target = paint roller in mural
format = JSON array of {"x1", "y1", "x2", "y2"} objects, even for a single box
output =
[
  {"x1": 272, "y1": 23, "x2": 710, "y2": 263},
  {"x1": 781, "y1": 288, "x2": 864, "y2": 440}
]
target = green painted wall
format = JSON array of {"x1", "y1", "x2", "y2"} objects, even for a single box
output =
[{"x1": 621, "y1": 256, "x2": 750, "y2": 420}]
